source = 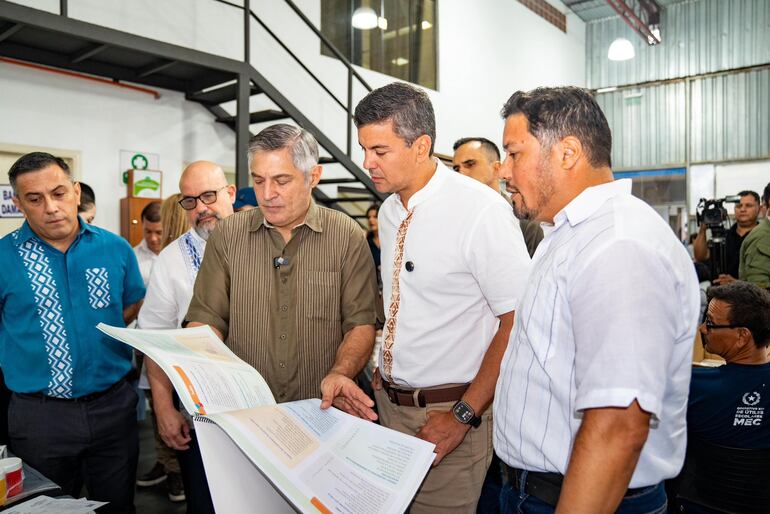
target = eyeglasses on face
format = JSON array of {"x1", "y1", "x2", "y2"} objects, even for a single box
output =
[
  {"x1": 702, "y1": 318, "x2": 742, "y2": 332},
  {"x1": 178, "y1": 186, "x2": 228, "y2": 211}
]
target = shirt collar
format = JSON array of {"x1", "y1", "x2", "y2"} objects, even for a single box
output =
[
  {"x1": 554, "y1": 179, "x2": 631, "y2": 228},
  {"x1": 184, "y1": 227, "x2": 206, "y2": 245},
  {"x1": 396, "y1": 158, "x2": 447, "y2": 211},
  {"x1": 249, "y1": 197, "x2": 323, "y2": 234},
  {"x1": 135, "y1": 238, "x2": 157, "y2": 255},
  {"x1": 13, "y1": 216, "x2": 92, "y2": 247}
]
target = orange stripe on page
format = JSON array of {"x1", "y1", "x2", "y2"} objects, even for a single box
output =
[
  {"x1": 173, "y1": 366, "x2": 206, "y2": 415},
  {"x1": 311, "y1": 497, "x2": 332, "y2": 514}
]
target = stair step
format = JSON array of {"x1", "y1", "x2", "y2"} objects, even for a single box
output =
[
  {"x1": 187, "y1": 83, "x2": 262, "y2": 105},
  {"x1": 216, "y1": 109, "x2": 288, "y2": 125},
  {"x1": 318, "y1": 178, "x2": 360, "y2": 184},
  {"x1": 318, "y1": 157, "x2": 337, "y2": 164}
]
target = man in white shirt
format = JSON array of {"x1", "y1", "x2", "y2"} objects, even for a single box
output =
[
  {"x1": 354, "y1": 82, "x2": 532, "y2": 513},
  {"x1": 139, "y1": 161, "x2": 235, "y2": 514},
  {"x1": 493, "y1": 86, "x2": 700, "y2": 514},
  {"x1": 452, "y1": 137, "x2": 543, "y2": 257},
  {"x1": 133, "y1": 201, "x2": 162, "y2": 286}
]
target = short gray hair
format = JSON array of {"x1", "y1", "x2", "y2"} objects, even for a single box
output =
[{"x1": 248, "y1": 124, "x2": 319, "y2": 179}]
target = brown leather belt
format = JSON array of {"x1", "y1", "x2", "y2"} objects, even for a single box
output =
[{"x1": 382, "y1": 379, "x2": 468, "y2": 407}]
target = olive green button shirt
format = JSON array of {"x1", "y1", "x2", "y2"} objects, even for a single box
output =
[{"x1": 185, "y1": 200, "x2": 379, "y2": 402}]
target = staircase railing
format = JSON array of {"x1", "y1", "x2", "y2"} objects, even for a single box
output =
[
  {"x1": 210, "y1": 0, "x2": 373, "y2": 158},
  {"x1": 53, "y1": 0, "x2": 381, "y2": 202}
]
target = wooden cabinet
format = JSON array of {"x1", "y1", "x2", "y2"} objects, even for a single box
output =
[{"x1": 120, "y1": 197, "x2": 159, "y2": 247}]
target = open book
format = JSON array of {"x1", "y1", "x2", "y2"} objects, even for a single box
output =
[{"x1": 98, "y1": 324, "x2": 435, "y2": 514}]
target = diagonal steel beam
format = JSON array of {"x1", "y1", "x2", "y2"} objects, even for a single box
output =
[
  {"x1": 70, "y1": 43, "x2": 108, "y2": 64},
  {"x1": 606, "y1": 0, "x2": 661, "y2": 45},
  {"x1": 0, "y1": 22, "x2": 22, "y2": 43},
  {"x1": 136, "y1": 59, "x2": 177, "y2": 78}
]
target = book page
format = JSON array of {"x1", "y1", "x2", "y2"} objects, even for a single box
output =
[
  {"x1": 97, "y1": 323, "x2": 275, "y2": 415},
  {"x1": 207, "y1": 399, "x2": 436, "y2": 514},
  {"x1": 194, "y1": 418, "x2": 294, "y2": 514}
]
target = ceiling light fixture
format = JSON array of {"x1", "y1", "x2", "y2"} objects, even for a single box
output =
[
  {"x1": 352, "y1": 6, "x2": 378, "y2": 30},
  {"x1": 608, "y1": 37, "x2": 635, "y2": 61}
]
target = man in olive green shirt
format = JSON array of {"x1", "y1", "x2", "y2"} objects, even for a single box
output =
[
  {"x1": 740, "y1": 182, "x2": 770, "y2": 290},
  {"x1": 186, "y1": 124, "x2": 380, "y2": 418}
]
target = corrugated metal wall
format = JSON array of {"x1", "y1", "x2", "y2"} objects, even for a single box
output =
[
  {"x1": 596, "y1": 83, "x2": 686, "y2": 169},
  {"x1": 589, "y1": 0, "x2": 770, "y2": 169},
  {"x1": 587, "y1": 0, "x2": 770, "y2": 89},
  {"x1": 690, "y1": 67, "x2": 770, "y2": 162},
  {"x1": 597, "y1": 67, "x2": 770, "y2": 169}
]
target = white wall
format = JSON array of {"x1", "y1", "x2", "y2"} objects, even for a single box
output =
[
  {"x1": 3, "y1": 0, "x2": 585, "y2": 231},
  {"x1": 243, "y1": 0, "x2": 586, "y2": 160},
  {"x1": 0, "y1": 62, "x2": 235, "y2": 234}
]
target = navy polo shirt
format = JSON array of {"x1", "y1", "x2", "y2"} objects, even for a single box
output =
[
  {"x1": 0, "y1": 218, "x2": 145, "y2": 398},
  {"x1": 688, "y1": 362, "x2": 770, "y2": 449}
]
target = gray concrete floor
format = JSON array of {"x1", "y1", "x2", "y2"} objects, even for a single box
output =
[{"x1": 135, "y1": 414, "x2": 186, "y2": 514}]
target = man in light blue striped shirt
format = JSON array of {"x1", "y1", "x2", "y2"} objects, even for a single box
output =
[{"x1": 493, "y1": 87, "x2": 700, "y2": 514}]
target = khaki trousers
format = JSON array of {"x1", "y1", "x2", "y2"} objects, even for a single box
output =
[{"x1": 374, "y1": 387, "x2": 493, "y2": 514}]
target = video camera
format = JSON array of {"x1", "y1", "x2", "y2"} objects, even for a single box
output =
[
  {"x1": 695, "y1": 196, "x2": 741, "y2": 278},
  {"x1": 696, "y1": 196, "x2": 740, "y2": 229}
]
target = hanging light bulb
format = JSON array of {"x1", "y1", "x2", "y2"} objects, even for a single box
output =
[
  {"x1": 352, "y1": 6, "x2": 378, "y2": 30},
  {"x1": 608, "y1": 38, "x2": 635, "y2": 61}
]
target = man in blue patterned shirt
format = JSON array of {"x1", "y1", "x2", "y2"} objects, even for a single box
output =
[{"x1": 0, "y1": 152, "x2": 145, "y2": 513}]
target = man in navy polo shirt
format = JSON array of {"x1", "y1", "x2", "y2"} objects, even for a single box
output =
[
  {"x1": 689, "y1": 281, "x2": 770, "y2": 448},
  {"x1": 0, "y1": 152, "x2": 145, "y2": 513}
]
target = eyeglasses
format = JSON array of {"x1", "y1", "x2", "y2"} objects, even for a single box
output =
[
  {"x1": 178, "y1": 186, "x2": 228, "y2": 211},
  {"x1": 703, "y1": 319, "x2": 742, "y2": 332}
]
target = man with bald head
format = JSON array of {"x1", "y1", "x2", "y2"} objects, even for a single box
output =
[
  {"x1": 139, "y1": 160, "x2": 235, "y2": 514},
  {"x1": 452, "y1": 137, "x2": 543, "y2": 257}
]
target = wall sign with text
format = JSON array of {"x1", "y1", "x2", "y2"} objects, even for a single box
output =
[{"x1": 0, "y1": 185, "x2": 22, "y2": 218}]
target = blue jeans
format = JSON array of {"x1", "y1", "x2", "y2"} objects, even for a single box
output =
[{"x1": 500, "y1": 470, "x2": 667, "y2": 514}]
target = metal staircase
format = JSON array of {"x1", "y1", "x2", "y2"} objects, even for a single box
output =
[{"x1": 0, "y1": 0, "x2": 385, "y2": 220}]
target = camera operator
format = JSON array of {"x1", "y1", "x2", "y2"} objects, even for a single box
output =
[{"x1": 694, "y1": 190, "x2": 760, "y2": 284}]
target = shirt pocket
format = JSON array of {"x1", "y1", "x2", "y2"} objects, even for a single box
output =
[
  {"x1": 298, "y1": 271, "x2": 341, "y2": 321},
  {"x1": 85, "y1": 267, "x2": 112, "y2": 309}
]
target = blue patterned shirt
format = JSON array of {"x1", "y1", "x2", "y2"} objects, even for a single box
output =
[{"x1": 0, "y1": 218, "x2": 145, "y2": 397}]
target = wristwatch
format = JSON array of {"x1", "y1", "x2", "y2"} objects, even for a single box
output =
[{"x1": 452, "y1": 400, "x2": 481, "y2": 428}]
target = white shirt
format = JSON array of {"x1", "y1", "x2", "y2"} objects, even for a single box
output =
[
  {"x1": 378, "y1": 160, "x2": 531, "y2": 387},
  {"x1": 493, "y1": 179, "x2": 700, "y2": 488},
  {"x1": 138, "y1": 228, "x2": 206, "y2": 330},
  {"x1": 133, "y1": 239, "x2": 158, "y2": 287}
]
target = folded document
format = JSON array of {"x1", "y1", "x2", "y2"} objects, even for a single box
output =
[{"x1": 98, "y1": 324, "x2": 435, "y2": 514}]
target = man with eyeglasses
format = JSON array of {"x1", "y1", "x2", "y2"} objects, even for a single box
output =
[
  {"x1": 678, "y1": 282, "x2": 770, "y2": 512},
  {"x1": 139, "y1": 160, "x2": 235, "y2": 514},
  {"x1": 688, "y1": 281, "x2": 770, "y2": 449},
  {"x1": 186, "y1": 124, "x2": 379, "y2": 416}
]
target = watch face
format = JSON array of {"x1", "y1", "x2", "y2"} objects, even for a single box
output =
[{"x1": 454, "y1": 401, "x2": 474, "y2": 423}]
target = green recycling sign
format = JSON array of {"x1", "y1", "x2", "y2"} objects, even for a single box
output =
[
  {"x1": 120, "y1": 149, "x2": 160, "y2": 184},
  {"x1": 131, "y1": 153, "x2": 149, "y2": 170}
]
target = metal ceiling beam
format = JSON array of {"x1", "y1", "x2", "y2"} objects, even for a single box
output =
[
  {"x1": 136, "y1": 59, "x2": 177, "y2": 78},
  {"x1": 70, "y1": 43, "x2": 108, "y2": 64},
  {"x1": 0, "y1": 22, "x2": 22, "y2": 43},
  {"x1": 606, "y1": 0, "x2": 661, "y2": 45},
  {"x1": 0, "y1": 0, "x2": 243, "y2": 74}
]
